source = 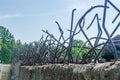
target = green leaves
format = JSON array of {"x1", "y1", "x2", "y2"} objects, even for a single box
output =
[
  {"x1": 0, "y1": 26, "x2": 15, "y2": 64},
  {"x1": 72, "y1": 39, "x2": 89, "y2": 59}
]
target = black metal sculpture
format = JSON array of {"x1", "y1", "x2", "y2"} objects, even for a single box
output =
[{"x1": 12, "y1": 0, "x2": 120, "y2": 65}]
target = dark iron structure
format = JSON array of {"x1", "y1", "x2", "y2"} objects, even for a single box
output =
[{"x1": 12, "y1": 0, "x2": 120, "y2": 65}]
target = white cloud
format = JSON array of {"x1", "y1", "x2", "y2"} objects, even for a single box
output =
[{"x1": 0, "y1": 14, "x2": 20, "y2": 20}]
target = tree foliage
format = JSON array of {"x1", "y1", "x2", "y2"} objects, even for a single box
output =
[
  {"x1": 72, "y1": 39, "x2": 89, "y2": 59},
  {"x1": 0, "y1": 26, "x2": 15, "y2": 63}
]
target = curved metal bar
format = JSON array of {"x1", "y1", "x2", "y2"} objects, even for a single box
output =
[
  {"x1": 66, "y1": 9, "x2": 76, "y2": 64},
  {"x1": 94, "y1": 14, "x2": 102, "y2": 46},
  {"x1": 95, "y1": 22, "x2": 120, "y2": 62},
  {"x1": 63, "y1": 5, "x2": 109, "y2": 43},
  {"x1": 76, "y1": 5, "x2": 109, "y2": 58},
  {"x1": 42, "y1": 30, "x2": 67, "y2": 49},
  {"x1": 81, "y1": 42, "x2": 105, "y2": 64},
  {"x1": 96, "y1": 0, "x2": 117, "y2": 62},
  {"x1": 87, "y1": 14, "x2": 98, "y2": 30},
  {"x1": 86, "y1": 13, "x2": 103, "y2": 46},
  {"x1": 81, "y1": 39, "x2": 120, "y2": 64},
  {"x1": 76, "y1": 37, "x2": 107, "y2": 63},
  {"x1": 55, "y1": 21, "x2": 65, "y2": 41}
]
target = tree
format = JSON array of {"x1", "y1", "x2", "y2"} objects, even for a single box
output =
[
  {"x1": 14, "y1": 40, "x2": 24, "y2": 55},
  {"x1": 72, "y1": 39, "x2": 88, "y2": 59},
  {"x1": 101, "y1": 35, "x2": 120, "y2": 61},
  {"x1": 0, "y1": 26, "x2": 15, "y2": 63}
]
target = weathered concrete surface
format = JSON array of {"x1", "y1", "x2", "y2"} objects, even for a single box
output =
[
  {"x1": 11, "y1": 60, "x2": 22, "y2": 80},
  {"x1": 0, "y1": 64, "x2": 11, "y2": 80},
  {"x1": 18, "y1": 61, "x2": 120, "y2": 80}
]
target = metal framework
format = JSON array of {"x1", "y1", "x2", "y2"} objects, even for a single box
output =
[{"x1": 12, "y1": 0, "x2": 120, "y2": 65}]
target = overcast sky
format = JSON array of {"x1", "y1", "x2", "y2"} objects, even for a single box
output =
[{"x1": 0, "y1": 0, "x2": 120, "y2": 43}]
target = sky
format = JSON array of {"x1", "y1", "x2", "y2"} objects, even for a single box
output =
[{"x1": 0, "y1": 0, "x2": 120, "y2": 43}]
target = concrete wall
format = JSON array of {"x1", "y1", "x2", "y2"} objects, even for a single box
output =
[
  {"x1": 0, "y1": 64, "x2": 11, "y2": 80},
  {"x1": 0, "y1": 62, "x2": 120, "y2": 80},
  {"x1": 18, "y1": 62, "x2": 120, "y2": 80}
]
